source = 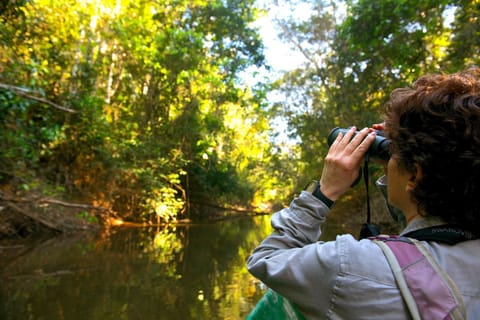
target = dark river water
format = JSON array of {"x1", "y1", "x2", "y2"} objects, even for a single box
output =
[{"x1": 0, "y1": 215, "x2": 346, "y2": 320}]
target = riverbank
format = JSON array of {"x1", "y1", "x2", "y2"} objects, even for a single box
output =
[
  {"x1": 1, "y1": 178, "x2": 400, "y2": 241},
  {"x1": 0, "y1": 191, "x2": 267, "y2": 240}
]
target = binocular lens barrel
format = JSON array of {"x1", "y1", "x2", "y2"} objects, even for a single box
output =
[{"x1": 327, "y1": 127, "x2": 390, "y2": 160}]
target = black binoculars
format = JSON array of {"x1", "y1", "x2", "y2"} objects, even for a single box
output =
[{"x1": 327, "y1": 127, "x2": 390, "y2": 160}]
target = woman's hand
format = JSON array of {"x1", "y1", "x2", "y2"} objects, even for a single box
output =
[
  {"x1": 372, "y1": 123, "x2": 385, "y2": 131},
  {"x1": 319, "y1": 127, "x2": 376, "y2": 201}
]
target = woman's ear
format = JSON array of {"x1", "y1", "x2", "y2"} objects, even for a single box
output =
[{"x1": 406, "y1": 164, "x2": 423, "y2": 192}]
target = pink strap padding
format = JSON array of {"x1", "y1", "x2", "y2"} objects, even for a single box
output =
[{"x1": 384, "y1": 240, "x2": 457, "y2": 320}]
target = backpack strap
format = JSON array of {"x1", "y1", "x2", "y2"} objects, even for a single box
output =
[
  {"x1": 374, "y1": 238, "x2": 421, "y2": 320},
  {"x1": 409, "y1": 238, "x2": 466, "y2": 320},
  {"x1": 373, "y1": 237, "x2": 466, "y2": 320}
]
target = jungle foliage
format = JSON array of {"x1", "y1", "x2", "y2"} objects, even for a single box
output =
[
  {"x1": 1, "y1": 0, "x2": 479, "y2": 232},
  {"x1": 0, "y1": 0, "x2": 296, "y2": 229},
  {"x1": 273, "y1": 0, "x2": 479, "y2": 188}
]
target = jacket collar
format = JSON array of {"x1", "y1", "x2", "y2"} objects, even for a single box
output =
[{"x1": 400, "y1": 216, "x2": 448, "y2": 236}]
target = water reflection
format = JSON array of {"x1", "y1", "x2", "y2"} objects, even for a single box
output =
[
  {"x1": 0, "y1": 211, "x2": 354, "y2": 320},
  {"x1": 0, "y1": 216, "x2": 273, "y2": 320}
]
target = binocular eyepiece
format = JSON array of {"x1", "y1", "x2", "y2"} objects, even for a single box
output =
[{"x1": 327, "y1": 127, "x2": 390, "y2": 160}]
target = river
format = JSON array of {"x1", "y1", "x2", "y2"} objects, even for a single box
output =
[{"x1": 0, "y1": 214, "x2": 354, "y2": 320}]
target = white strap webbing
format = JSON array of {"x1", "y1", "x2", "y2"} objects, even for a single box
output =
[{"x1": 374, "y1": 240, "x2": 421, "y2": 320}]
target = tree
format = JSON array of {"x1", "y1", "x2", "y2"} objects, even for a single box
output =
[
  {"x1": 445, "y1": 0, "x2": 480, "y2": 69},
  {"x1": 272, "y1": 0, "x2": 479, "y2": 188},
  {"x1": 0, "y1": 0, "x2": 281, "y2": 232}
]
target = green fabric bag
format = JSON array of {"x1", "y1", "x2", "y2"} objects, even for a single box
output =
[{"x1": 247, "y1": 288, "x2": 306, "y2": 320}]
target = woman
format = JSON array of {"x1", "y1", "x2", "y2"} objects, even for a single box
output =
[{"x1": 247, "y1": 68, "x2": 480, "y2": 319}]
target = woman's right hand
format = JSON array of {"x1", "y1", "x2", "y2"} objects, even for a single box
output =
[{"x1": 319, "y1": 127, "x2": 377, "y2": 201}]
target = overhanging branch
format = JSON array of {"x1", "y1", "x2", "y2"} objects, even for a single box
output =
[{"x1": 0, "y1": 83, "x2": 78, "y2": 113}]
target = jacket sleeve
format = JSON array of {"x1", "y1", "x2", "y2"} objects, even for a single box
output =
[{"x1": 247, "y1": 191, "x2": 342, "y2": 315}]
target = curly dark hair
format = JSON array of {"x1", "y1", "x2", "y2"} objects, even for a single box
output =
[{"x1": 383, "y1": 67, "x2": 480, "y2": 235}]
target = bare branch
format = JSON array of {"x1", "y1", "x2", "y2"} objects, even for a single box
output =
[
  {"x1": 0, "y1": 83, "x2": 78, "y2": 113},
  {"x1": 277, "y1": 20, "x2": 321, "y2": 70},
  {"x1": 4, "y1": 202, "x2": 64, "y2": 232},
  {"x1": 39, "y1": 198, "x2": 109, "y2": 211}
]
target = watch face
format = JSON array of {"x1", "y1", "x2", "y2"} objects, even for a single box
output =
[{"x1": 305, "y1": 181, "x2": 319, "y2": 193}]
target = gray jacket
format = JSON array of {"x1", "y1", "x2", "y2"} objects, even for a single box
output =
[{"x1": 247, "y1": 191, "x2": 480, "y2": 319}]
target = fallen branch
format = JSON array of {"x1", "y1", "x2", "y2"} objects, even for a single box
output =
[
  {"x1": 39, "y1": 198, "x2": 109, "y2": 211},
  {"x1": 5, "y1": 202, "x2": 63, "y2": 232},
  {"x1": 1, "y1": 193, "x2": 108, "y2": 232},
  {"x1": 0, "y1": 194, "x2": 108, "y2": 211},
  {"x1": 0, "y1": 83, "x2": 78, "y2": 113}
]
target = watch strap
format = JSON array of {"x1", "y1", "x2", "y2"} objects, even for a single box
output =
[{"x1": 305, "y1": 181, "x2": 334, "y2": 208}]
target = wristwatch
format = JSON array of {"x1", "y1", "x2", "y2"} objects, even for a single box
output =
[{"x1": 304, "y1": 180, "x2": 334, "y2": 208}]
